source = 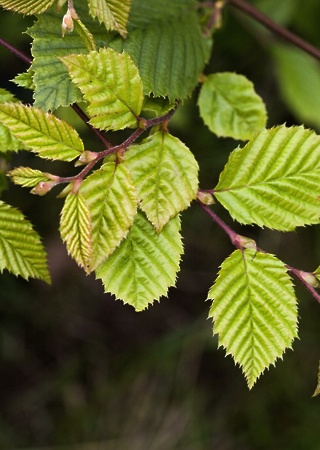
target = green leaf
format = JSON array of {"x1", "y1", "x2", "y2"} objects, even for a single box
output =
[
  {"x1": 27, "y1": 3, "x2": 107, "y2": 111},
  {"x1": 96, "y1": 211, "x2": 183, "y2": 311},
  {"x1": 272, "y1": 44, "x2": 320, "y2": 130},
  {"x1": 0, "y1": 200, "x2": 50, "y2": 283},
  {"x1": 8, "y1": 167, "x2": 54, "y2": 187},
  {"x1": 80, "y1": 162, "x2": 137, "y2": 271},
  {"x1": 0, "y1": 89, "x2": 24, "y2": 152},
  {"x1": 312, "y1": 361, "x2": 320, "y2": 397},
  {"x1": 60, "y1": 191, "x2": 92, "y2": 272},
  {"x1": 12, "y1": 68, "x2": 35, "y2": 90},
  {"x1": 125, "y1": 130, "x2": 199, "y2": 231},
  {"x1": 214, "y1": 125, "x2": 320, "y2": 230},
  {"x1": 0, "y1": 103, "x2": 84, "y2": 161},
  {"x1": 110, "y1": 0, "x2": 212, "y2": 100},
  {"x1": 61, "y1": 48, "x2": 144, "y2": 131},
  {"x1": 198, "y1": 72, "x2": 267, "y2": 140},
  {"x1": 0, "y1": 0, "x2": 54, "y2": 14},
  {"x1": 88, "y1": 0, "x2": 130, "y2": 38},
  {"x1": 73, "y1": 18, "x2": 97, "y2": 52},
  {"x1": 141, "y1": 96, "x2": 175, "y2": 118},
  {"x1": 208, "y1": 249, "x2": 298, "y2": 388}
]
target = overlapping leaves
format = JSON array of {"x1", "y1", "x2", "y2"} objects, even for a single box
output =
[
  {"x1": 96, "y1": 211, "x2": 183, "y2": 311},
  {"x1": 124, "y1": 130, "x2": 199, "y2": 230},
  {"x1": 61, "y1": 48, "x2": 144, "y2": 131},
  {"x1": 208, "y1": 249, "x2": 298, "y2": 388},
  {"x1": 88, "y1": 0, "x2": 130, "y2": 37},
  {"x1": 214, "y1": 125, "x2": 320, "y2": 230}
]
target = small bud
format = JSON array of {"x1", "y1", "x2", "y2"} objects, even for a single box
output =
[
  {"x1": 75, "y1": 151, "x2": 98, "y2": 166},
  {"x1": 31, "y1": 181, "x2": 57, "y2": 196},
  {"x1": 234, "y1": 234, "x2": 257, "y2": 251},
  {"x1": 197, "y1": 191, "x2": 215, "y2": 205},
  {"x1": 62, "y1": 8, "x2": 74, "y2": 37},
  {"x1": 299, "y1": 271, "x2": 320, "y2": 288}
]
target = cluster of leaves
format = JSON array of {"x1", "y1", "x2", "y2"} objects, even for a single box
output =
[{"x1": 1, "y1": 0, "x2": 320, "y2": 389}]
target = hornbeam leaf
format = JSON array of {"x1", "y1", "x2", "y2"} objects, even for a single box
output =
[
  {"x1": 9, "y1": 167, "x2": 54, "y2": 188},
  {"x1": 198, "y1": 72, "x2": 267, "y2": 140},
  {"x1": 109, "y1": 0, "x2": 212, "y2": 100},
  {"x1": 208, "y1": 249, "x2": 298, "y2": 388},
  {"x1": 0, "y1": 0, "x2": 54, "y2": 14},
  {"x1": 125, "y1": 131, "x2": 199, "y2": 231},
  {"x1": 60, "y1": 191, "x2": 92, "y2": 271},
  {"x1": 88, "y1": 0, "x2": 130, "y2": 38},
  {"x1": 61, "y1": 48, "x2": 144, "y2": 131},
  {"x1": 214, "y1": 125, "x2": 320, "y2": 230},
  {"x1": 0, "y1": 103, "x2": 84, "y2": 161},
  {"x1": 0, "y1": 88, "x2": 25, "y2": 152},
  {"x1": 0, "y1": 200, "x2": 50, "y2": 283},
  {"x1": 80, "y1": 162, "x2": 137, "y2": 271},
  {"x1": 96, "y1": 211, "x2": 183, "y2": 311}
]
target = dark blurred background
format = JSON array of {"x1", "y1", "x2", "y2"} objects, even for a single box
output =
[{"x1": 1, "y1": 1, "x2": 320, "y2": 448}]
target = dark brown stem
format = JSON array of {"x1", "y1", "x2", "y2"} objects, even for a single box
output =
[{"x1": 228, "y1": 0, "x2": 320, "y2": 61}]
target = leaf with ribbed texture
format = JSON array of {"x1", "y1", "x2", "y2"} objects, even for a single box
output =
[
  {"x1": 0, "y1": 200, "x2": 50, "y2": 283},
  {"x1": 27, "y1": 3, "x2": 106, "y2": 111},
  {"x1": 96, "y1": 211, "x2": 183, "y2": 311},
  {"x1": 0, "y1": 90, "x2": 24, "y2": 152},
  {"x1": 0, "y1": 103, "x2": 84, "y2": 161},
  {"x1": 109, "y1": 0, "x2": 212, "y2": 100},
  {"x1": 0, "y1": 0, "x2": 54, "y2": 14},
  {"x1": 8, "y1": 167, "x2": 54, "y2": 188},
  {"x1": 214, "y1": 125, "x2": 320, "y2": 230},
  {"x1": 208, "y1": 249, "x2": 298, "y2": 388},
  {"x1": 12, "y1": 69, "x2": 35, "y2": 90},
  {"x1": 88, "y1": 0, "x2": 130, "y2": 38},
  {"x1": 198, "y1": 73, "x2": 267, "y2": 140},
  {"x1": 80, "y1": 162, "x2": 137, "y2": 271},
  {"x1": 60, "y1": 191, "x2": 92, "y2": 271},
  {"x1": 61, "y1": 48, "x2": 143, "y2": 131},
  {"x1": 125, "y1": 131, "x2": 199, "y2": 231}
]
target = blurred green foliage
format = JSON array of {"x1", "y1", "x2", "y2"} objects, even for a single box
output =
[{"x1": 1, "y1": 1, "x2": 320, "y2": 448}]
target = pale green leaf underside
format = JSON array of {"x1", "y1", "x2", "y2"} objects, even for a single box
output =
[
  {"x1": 96, "y1": 211, "x2": 183, "y2": 311},
  {"x1": 272, "y1": 44, "x2": 320, "y2": 130},
  {"x1": 125, "y1": 131, "x2": 199, "y2": 231},
  {"x1": 60, "y1": 191, "x2": 92, "y2": 271},
  {"x1": 214, "y1": 125, "x2": 320, "y2": 230},
  {"x1": 80, "y1": 162, "x2": 137, "y2": 271},
  {"x1": 9, "y1": 167, "x2": 52, "y2": 187},
  {"x1": 198, "y1": 72, "x2": 267, "y2": 140},
  {"x1": 88, "y1": 0, "x2": 130, "y2": 38},
  {"x1": 0, "y1": 103, "x2": 84, "y2": 161},
  {"x1": 0, "y1": 200, "x2": 50, "y2": 283},
  {"x1": 61, "y1": 48, "x2": 143, "y2": 131},
  {"x1": 0, "y1": 0, "x2": 54, "y2": 14},
  {"x1": 208, "y1": 249, "x2": 298, "y2": 388}
]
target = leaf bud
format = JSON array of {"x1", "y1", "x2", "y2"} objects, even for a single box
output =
[
  {"x1": 75, "y1": 150, "x2": 98, "y2": 166},
  {"x1": 31, "y1": 181, "x2": 57, "y2": 196},
  {"x1": 197, "y1": 191, "x2": 215, "y2": 205},
  {"x1": 234, "y1": 234, "x2": 257, "y2": 251},
  {"x1": 62, "y1": 8, "x2": 76, "y2": 37},
  {"x1": 299, "y1": 271, "x2": 320, "y2": 288}
]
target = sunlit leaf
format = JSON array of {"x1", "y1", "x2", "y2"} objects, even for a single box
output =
[
  {"x1": 60, "y1": 191, "x2": 92, "y2": 271},
  {"x1": 0, "y1": 103, "x2": 84, "y2": 161},
  {"x1": 61, "y1": 48, "x2": 144, "y2": 131},
  {"x1": 88, "y1": 0, "x2": 130, "y2": 37},
  {"x1": 214, "y1": 125, "x2": 320, "y2": 230},
  {"x1": 0, "y1": 200, "x2": 50, "y2": 283},
  {"x1": 8, "y1": 167, "x2": 54, "y2": 188},
  {"x1": 125, "y1": 130, "x2": 199, "y2": 231},
  {"x1": 80, "y1": 162, "x2": 137, "y2": 271},
  {"x1": 208, "y1": 249, "x2": 298, "y2": 388},
  {"x1": 96, "y1": 211, "x2": 183, "y2": 311},
  {"x1": 0, "y1": 0, "x2": 54, "y2": 14}
]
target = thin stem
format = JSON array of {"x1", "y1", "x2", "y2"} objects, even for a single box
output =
[
  {"x1": 0, "y1": 37, "x2": 31, "y2": 65},
  {"x1": 71, "y1": 104, "x2": 112, "y2": 149},
  {"x1": 228, "y1": 0, "x2": 320, "y2": 61},
  {"x1": 288, "y1": 266, "x2": 320, "y2": 305}
]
